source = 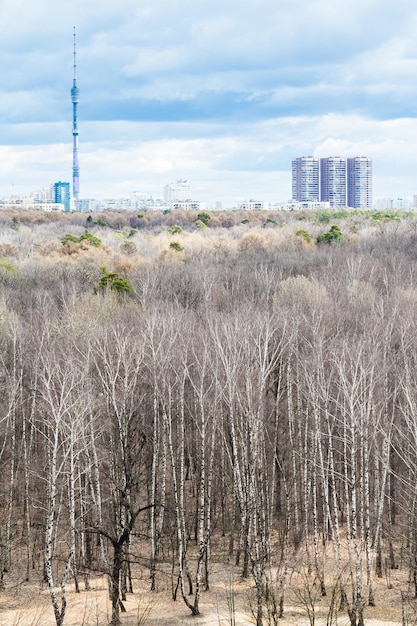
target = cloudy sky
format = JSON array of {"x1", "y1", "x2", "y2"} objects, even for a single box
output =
[{"x1": 0, "y1": 0, "x2": 417, "y2": 207}]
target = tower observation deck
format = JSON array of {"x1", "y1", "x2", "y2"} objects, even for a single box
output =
[{"x1": 71, "y1": 27, "x2": 80, "y2": 200}]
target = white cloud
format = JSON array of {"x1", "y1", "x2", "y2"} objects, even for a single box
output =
[
  {"x1": 2, "y1": 113, "x2": 417, "y2": 205},
  {"x1": 1, "y1": 0, "x2": 417, "y2": 202}
]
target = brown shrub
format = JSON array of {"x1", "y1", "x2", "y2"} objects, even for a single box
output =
[
  {"x1": 0, "y1": 243, "x2": 19, "y2": 257},
  {"x1": 37, "y1": 241, "x2": 62, "y2": 256},
  {"x1": 120, "y1": 241, "x2": 137, "y2": 256}
]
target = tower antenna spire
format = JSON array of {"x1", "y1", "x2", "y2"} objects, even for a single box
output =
[
  {"x1": 73, "y1": 26, "x2": 77, "y2": 81},
  {"x1": 71, "y1": 26, "x2": 80, "y2": 202}
]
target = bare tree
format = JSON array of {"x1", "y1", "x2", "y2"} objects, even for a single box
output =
[
  {"x1": 37, "y1": 330, "x2": 90, "y2": 626},
  {"x1": 88, "y1": 321, "x2": 151, "y2": 626}
]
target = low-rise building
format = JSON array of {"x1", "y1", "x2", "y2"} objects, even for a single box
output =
[
  {"x1": 171, "y1": 200, "x2": 206, "y2": 211},
  {"x1": 275, "y1": 201, "x2": 331, "y2": 211},
  {"x1": 236, "y1": 200, "x2": 269, "y2": 211}
]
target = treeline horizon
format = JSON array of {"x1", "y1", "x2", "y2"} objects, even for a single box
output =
[{"x1": 1, "y1": 208, "x2": 417, "y2": 626}]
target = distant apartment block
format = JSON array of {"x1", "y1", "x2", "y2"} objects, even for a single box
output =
[
  {"x1": 171, "y1": 200, "x2": 206, "y2": 211},
  {"x1": 162, "y1": 180, "x2": 208, "y2": 211},
  {"x1": 292, "y1": 156, "x2": 372, "y2": 208},
  {"x1": 347, "y1": 157, "x2": 372, "y2": 209},
  {"x1": 237, "y1": 200, "x2": 269, "y2": 211},
  {"x1": 376, "y1": 197, "x2": 411, "y2": 210},
  {"x1": 74, "y1": 196, "x2": 170, "y2": 212},
  {"x1": 275, "y1": 201, "x2": 330, "y2": 211},
  {"x1": 0, "y1": 197, "x2": 65, "y2": 210},
  {"x1": 74, "y1": 198, "x2": 101, "y2": 212},
  {"x1": 163, "y1": 179, "x2": 191, "y2": 203},
  {"x1": 31, "y1": 186, "x2": 53, "y2": 203},
  {"x1": 53, "y1": 181, "x2": 71, "y2": 212},
  {"x1": 320, "y1": 157, "x2": 346, "y2": 207},
  {"x1": 292, "y1": 157, "x2": 319, "y2": 202}
]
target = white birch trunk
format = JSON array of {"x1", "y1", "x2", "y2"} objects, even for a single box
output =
[{"x1": 44, "y1": 415, "x2": 72, "y2": 626}]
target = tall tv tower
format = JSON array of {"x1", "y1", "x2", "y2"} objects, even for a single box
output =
[{"x1": 71, "y1": 27, "x2": 80, "y2": 201}]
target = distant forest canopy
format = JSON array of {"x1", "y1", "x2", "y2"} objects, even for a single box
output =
[
  {"x1": 1, "y1": 208, "x2": 417, "y2": 625},
  {"x1": 0, "y1": 205, "x2": 412, "y2": 230}
]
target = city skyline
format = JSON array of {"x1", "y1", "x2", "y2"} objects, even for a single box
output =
[{"x1": 0, "y1": 1, "x2": 417, "y2": 205}]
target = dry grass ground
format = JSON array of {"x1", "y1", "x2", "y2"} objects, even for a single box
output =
[
  {"x1": 0, "y1": 555, "x2": 411, "y2": 626},
  {"x1": 0, "y1": 530, "x2": 413, "y2": 625}
]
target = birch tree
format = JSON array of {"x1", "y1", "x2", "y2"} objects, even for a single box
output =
[
  {"x1": 0, "y1": 313, "x2": 23, "y2": 588},
  {"x1": 89, "y1": 321, "x2": 151, "y2": 626},
  {"x1": 37, "y1": 331, "x2": 90, "y2": 626},
  {"x1": 211, "y1": 307, "x2": 285, "y2": 625},
  {"x1": 142, "y1": 307, "x2": 181, "y2": 592}
]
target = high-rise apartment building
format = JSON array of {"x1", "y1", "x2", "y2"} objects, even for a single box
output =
[
  {"x1": 320, "y1": 157, "x2": 346, "y2": 207},
  {"x1": 347, "y1": 157, "x2": 372, "y2": 209},
  {"x1": 291, "y1": 156, "x2": 372, "y2": 209},
  {"x1": 53, "y1": 182, "x2": 70, "y2": 212},
  {"x1": 292, "y1": 157, "x2": 319, "y2": 202}
]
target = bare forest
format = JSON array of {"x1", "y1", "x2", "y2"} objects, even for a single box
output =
[{"x1": 1, "y1": 208, "x2": 417, "y2": 626}]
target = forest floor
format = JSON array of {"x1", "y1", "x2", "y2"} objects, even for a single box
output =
[{"x1": 0, "y1": 555, "x2": 412, "y2": 626}]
